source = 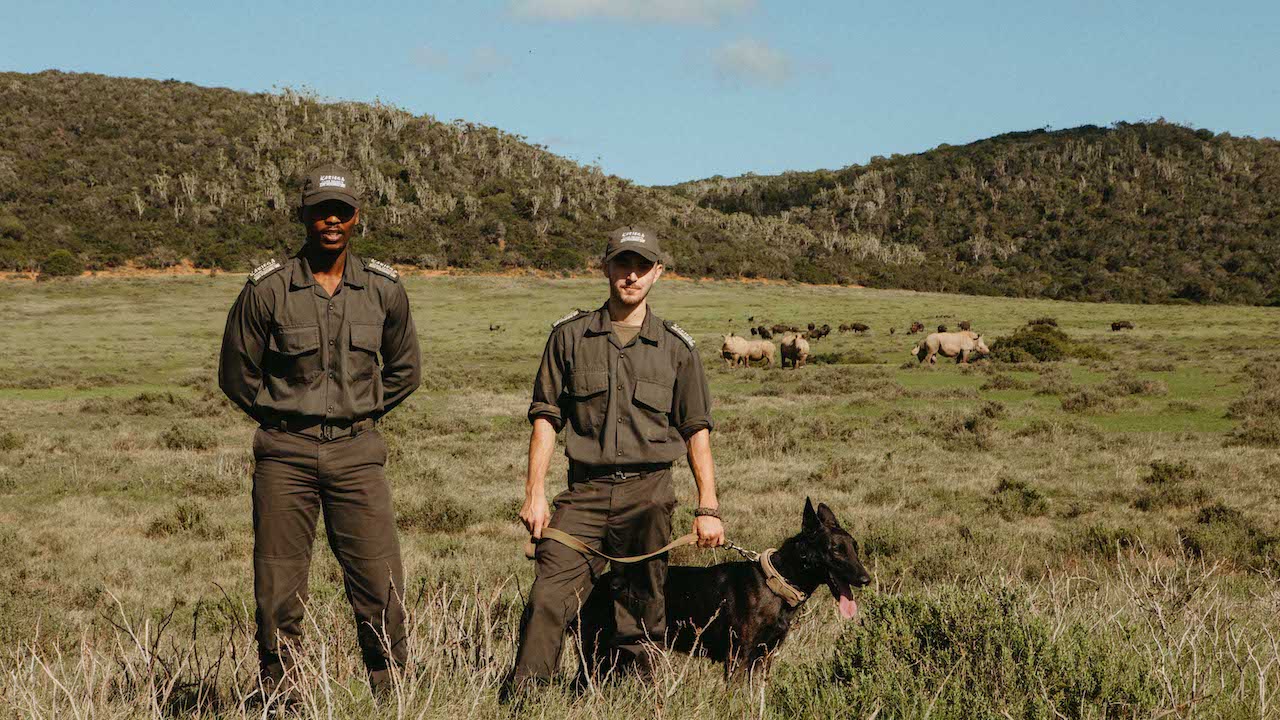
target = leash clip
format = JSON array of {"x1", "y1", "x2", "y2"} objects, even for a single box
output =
[{"x1": 724, "y1": 539, "x2": 760, "y2": 563}]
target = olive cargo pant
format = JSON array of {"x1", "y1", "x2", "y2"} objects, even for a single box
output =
[
  {"x1": 508, "y1": 463, "x2": 675, "y2": 688},
  {"x1": 251, "y1": 426, "x2": 406, "y2": 687}
]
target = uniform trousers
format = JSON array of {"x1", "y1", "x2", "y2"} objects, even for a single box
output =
[
  {"x1": 251, "y1": 426, "x2": 406, "y2": 688},
  {"x1": 509, "y1": 463, "x2": 675, "y2": 687}
]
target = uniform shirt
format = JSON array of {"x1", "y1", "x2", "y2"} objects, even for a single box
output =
[
  {"x1": 218, "y1": 253, "x2": 421, "y2": 426},
  {"x1": 528, "y1": 304, "x2": 713, "y2": 466}
]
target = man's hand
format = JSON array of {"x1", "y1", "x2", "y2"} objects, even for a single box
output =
[
  {"x1": 520, "y1": 495, "x2": 551, "y2": 539},
  {"x1": 694, "y1": 515, "x2": 725, "y2": 548}
]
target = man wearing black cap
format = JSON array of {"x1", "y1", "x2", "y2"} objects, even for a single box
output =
[
  {"x1": 503, "y1": 226, "x2": 724, "y2": 697},
  {"x1": 218, "y1": 164, "x2": 421, "y2": 701}
]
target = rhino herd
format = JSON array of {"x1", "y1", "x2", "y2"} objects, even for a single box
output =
[{"x1": 721, "y1": 315, "x2": 1137, "y2": 370}]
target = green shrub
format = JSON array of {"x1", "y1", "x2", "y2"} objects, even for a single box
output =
[
  {"x1": 160, "y1": 422, "x2": 216, "y2": 451},
  {"x1": 146, "y1": 501, "x2": 221, "y2": 539},
  {"x1": 397, "y1": 497, "x2": 477, "y2": 533},
  {"x1": 0, "y1": 431, "x2": 22, "y2": 451},
  {"x1": 39, "y1": 249, "x2": 83, "y2": 278},
  {"x1": 1061, "y1": 388, "x2": 1116, "y2": 414},
  {"x1": 987, "y1": 476, "x2": 1048, "y2": 519},
  {"x1": 808, "y1": 350, "x2": 875, "y2": 365},
  {"x1": 1179, "y1": 503, "x2": 1279, "y2": 572},
  {"x1": 772, "y1": 588, "x2": 1159, "y2": 719},
  {"x1": 980, "y1": 374, "x2": 1028, "y2": 391},
  {"x1": 1027, "y1": 316, "x2": 1058, "y2": 327},
  {"x1": 1133, "y1": 462, "x2": 1207, "y2": 512},
  {"x1": 989, "y1": 324, "x2": 1070, "y2": 363}
]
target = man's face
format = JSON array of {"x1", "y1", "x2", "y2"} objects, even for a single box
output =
[
  {"x1": 605, "y1": 252, "x2": 662, "y2": 307},
  {"x1": 302, "y1": 200, "x2": 360, "y2": 255}
]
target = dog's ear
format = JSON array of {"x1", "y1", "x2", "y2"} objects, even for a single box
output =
[
  {"x1": 816, "y1": 502, "x2": 840, "y2": 528},
  {"x1": 803, "y1": 498, "x2": 819, "y2": 532}
]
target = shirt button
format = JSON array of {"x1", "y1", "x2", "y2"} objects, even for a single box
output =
[
  {"x1": 328, "y1": 304, "x2": 334, "y2": 310},
  {"x1": 617, "y1": 451, "x2": 623, "y2": 456},
  {"x1": 327, "y1": 406, "x2": 333, "y2": 413},
  {"x1": 619, "y1": 353, "x2": 624, "y2": 359},
  {"x1": 329, "y1": 372, "x2": 335, "y2": 379},
  {"x1": 617, "y1": 417, "x2": 623, "y2": 423}
]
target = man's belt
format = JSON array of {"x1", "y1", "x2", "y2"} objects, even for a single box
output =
[
  {"x1": 574, "y1": 462, "x2": 671, "y2": 480},
  {"x1": 265, "y1": 417, "x2": 376, "y2": 440}
]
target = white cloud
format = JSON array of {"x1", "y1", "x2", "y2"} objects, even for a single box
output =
[
  {"x1": 711, "y1": 37, "x2": 792, "y2": 87},
  {"x1": 511, "y1": 0, "x2": 755, "y2": 24}
]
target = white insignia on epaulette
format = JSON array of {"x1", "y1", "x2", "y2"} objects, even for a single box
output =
[
  {"x1": 666, "y1": 322, "x2": 695, "y2": 348},
  {"x1": 248, "y1": 259, "x2": 282, "y2": 284},
  {"x1": 552, "y1": 310, "x2": 585, "y2": 329},
  {"x1": 365, "y1": 259, "x2": 399, "y2": 280}
]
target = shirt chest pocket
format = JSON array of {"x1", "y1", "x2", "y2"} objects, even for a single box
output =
[
  {"x1": 348, "y1": 322, "x2": 383, "y2": 378},
  {"x1": 633, "y1": 376, "x2": 674, "y2": 441},
  {"x1": 565, "y1": 369, "x2": 609, "y2": 435},
  {"x1": 268, "y1": 324, "x2": 322, "y2": 383}
]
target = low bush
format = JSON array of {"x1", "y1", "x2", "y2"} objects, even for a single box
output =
[
  {"x1": 397, "y1": 497, "x2": 477, "y2": 533},
  {"x1": 39, "y1": 249, "x2": 83, "y2": 279},
  {"x1": 160, "y1": 422, "x2": 216, "y2": 451},
  {"x1": 980, "y1": 374, "x2": 1028, "y2": 391},
  {"x1": 772, "y1": 588, "x2": 1159, "y2": 719},
  {"x1": 1179, "y1": 503, "x2": 1279, "y2": 572},
  {"x1": 986, "y1": 476, "x2": 1048, "y2": 519},
  {"x1": 146, "y1": 501, "x2": 221, "y2": 539},
  {"x1": 1061, "y1": 388, "x2": 1117, "y2": 414}
]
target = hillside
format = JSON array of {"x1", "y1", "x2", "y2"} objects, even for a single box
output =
[
  {"x1": 2, "y1": 71, "x2": 1278, "y2": 304},
  {"x1": 668, "y1": 123, "x2": 1280, "y2": 304},
  {"x1": 0, "y1": 70, "x2": 817, "y2": 280}
]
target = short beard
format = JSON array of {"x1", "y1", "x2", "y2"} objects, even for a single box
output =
[{"x1": 609, "y1": 281, "x2": 650, "y2": 307}]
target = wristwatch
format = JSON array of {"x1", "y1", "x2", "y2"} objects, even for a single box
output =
[{"x1": 694, "y1": 506, "x2": 721, "y2": 519}]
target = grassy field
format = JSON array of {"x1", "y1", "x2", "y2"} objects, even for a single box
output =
[{"x1": 1, "y1": 273, "x2": 1278, "y2": 719}]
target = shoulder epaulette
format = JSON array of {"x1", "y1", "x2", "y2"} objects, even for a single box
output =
[
  {"x1": 365, "y1": 258, "x2": 400, "y2": 281},
  {"x1": 247, "y1": 259, "x2": 283, "y2": 285},
  {"x1": 664, "y1": 320, "x2": 696, "y2": 349},
  {"x1": 552, "y1": 309, "x2": 589, "y2": 329}
]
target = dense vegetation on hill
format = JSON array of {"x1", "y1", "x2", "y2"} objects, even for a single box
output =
[
  {"x1": 2, "y1": 71, "x2": 1277, "y2": 304},
  {"x1": 669, "y1": 123, "x2": 1280, "y2": 304},
  {"x1": 0, "y1": 71, "x2": 816, "y2": 279}
]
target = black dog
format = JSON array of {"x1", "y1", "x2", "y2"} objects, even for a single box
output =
[{"x1": 575, "y1": 498, "x2": 871, "y2": 681}]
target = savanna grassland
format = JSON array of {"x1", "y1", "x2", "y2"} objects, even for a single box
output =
[{"x1": 1, "y1": 273, "x2": 1278, "y2": 719}]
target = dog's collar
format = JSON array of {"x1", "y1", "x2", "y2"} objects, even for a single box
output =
[{"x1": 760, "y1": 549, "x2": 807, "y2": 608}]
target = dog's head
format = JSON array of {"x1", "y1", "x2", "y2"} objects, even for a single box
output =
[{"x1": 799, "y1": 497, "x2": 871, "y2": 619}]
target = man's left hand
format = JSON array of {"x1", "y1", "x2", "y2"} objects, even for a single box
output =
[{"x1": 694, "y1": 515, "x2": 725, "y2": 548}]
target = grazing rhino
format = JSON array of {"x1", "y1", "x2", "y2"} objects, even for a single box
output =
[
  {"x1": 1111, "y1": 320, "x2": 1135, "y2": 331},
  {"x1": 912, "y1": 331, "x2": 989, "y2": 365},
  {"x1": 958, "y1": 320, "x2": 971, "y2": 331},
  {"x1": 721, "y1": 334, "x2": 775, "y2": 368},
  {"x1": 757, "y1": 325, "x2": 774, "y2": 339},
  {"x1": 850, "y1": 322, "x2": 869, "y2": 334}
]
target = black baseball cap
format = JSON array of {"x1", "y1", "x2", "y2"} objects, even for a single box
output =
[
  {"x1": 301, "y1": 163, "x2": 360, "y2": 209},
  {"x1": 602, "y1": 226, "x2": 662, "y2": 264}
]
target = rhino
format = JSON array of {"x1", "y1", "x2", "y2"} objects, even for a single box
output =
[
  {"x1": 780, "y1": 333, "x2": 811, "y2": 369},
  {"x1": 911, "y1": 331, "x2": 989, "y2": 365},
  {"x1": 721, "y1": 334, "x2": 775, "y2": 368}
]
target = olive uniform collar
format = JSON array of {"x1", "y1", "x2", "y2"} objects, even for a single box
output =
[
  {"x1": 289, "y1": 252, "x2": 369, "y2": 291},
  {"x1": 584, "y1": 303, "x2": 662, "y2": 345}
]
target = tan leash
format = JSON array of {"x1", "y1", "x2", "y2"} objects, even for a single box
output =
[
  {"x1": 525, "y1": 530, "x2": 808, "y2": 606},
  {"x1": 524, "y1": 527, "x2": 698, "y2": 563}
]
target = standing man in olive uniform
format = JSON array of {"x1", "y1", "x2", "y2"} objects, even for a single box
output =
[
  {"x1": 218, "y1": 164, "x2": 421, "y2": 698},
  {"x1": 504, "y1": 227, "x2": 725, "y2": 696}
]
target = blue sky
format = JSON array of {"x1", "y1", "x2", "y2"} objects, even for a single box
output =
[{"x1": 5, "y1": 1, "x2": 1277, "y2": 185}]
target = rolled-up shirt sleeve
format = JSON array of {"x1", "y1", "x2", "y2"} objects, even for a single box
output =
[
  {"x1": 379, "y1": 282, "x2": 421, "y2": 415},
  {"x1": 672, "y1": 345, "x2": 714, "y2": 439},
  {"x1": 218, "y1": 283, "x2": 271, "y2": 421},
  {"x1": 528, "y1": 328, "x2": 567, "y2": 431}
]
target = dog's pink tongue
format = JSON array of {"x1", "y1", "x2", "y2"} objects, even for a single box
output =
[{"x1": 838, "y1": 595, "x2": 858, "y2": 620}]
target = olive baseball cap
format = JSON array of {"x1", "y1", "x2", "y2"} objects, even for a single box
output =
[
  {"x1": 301, "y1": 163, "x2": 360, "y2": 209},
  {"x1": 602, "y1": 226, "x2": 662, "y2": 264}
]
